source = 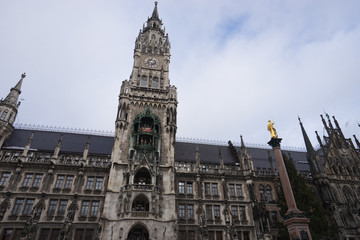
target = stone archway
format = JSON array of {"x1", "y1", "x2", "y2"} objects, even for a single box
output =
[{"x1": 127, "y1": 224, "x2": 149, "y2": 240}]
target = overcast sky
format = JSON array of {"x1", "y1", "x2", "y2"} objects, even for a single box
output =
[{"x1": 1, "y1": 0, "x2": 360, "y2": 149}]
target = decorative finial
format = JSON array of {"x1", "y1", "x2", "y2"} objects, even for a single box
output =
[
  {"x1": 267, "y1": 120, "x2": 278, "y2": 139},
  {"x1": 21, "y1": 73, "x2": 26, "y2": 79},
  {"x1": 155, "y1": 1, "x2": 158, "y2": 6}
]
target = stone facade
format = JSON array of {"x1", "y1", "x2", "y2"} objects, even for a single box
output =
[{"x1": 0, "y1": 3, "x2": 359, "y2": 240}]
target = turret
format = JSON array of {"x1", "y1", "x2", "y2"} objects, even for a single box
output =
[{"x1": 0, "y1": 73, "x2": 26, "y2": 148}]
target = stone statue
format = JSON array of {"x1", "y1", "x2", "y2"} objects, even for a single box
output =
[{"x1": 267, "y1": 120, "x2": 278, "y2": 139}]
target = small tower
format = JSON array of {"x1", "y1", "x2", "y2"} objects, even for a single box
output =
[{"x1": 0, "y1": 73, "x2": 26, "y2": 148}]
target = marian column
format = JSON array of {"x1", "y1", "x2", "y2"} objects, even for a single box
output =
[{"x1": 267, "y1": 120, "x2": 312, "y2": 240}]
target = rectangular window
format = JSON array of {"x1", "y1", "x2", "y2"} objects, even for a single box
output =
[
  {"x1": 179, "y1": 204, "x2": 185, "y2": 218},
  {"x1": 243, "y1": 231, "x2": 250, "y2": 240},
  {"x1": 32, "y1": 174, "x2": 43, "y2": 187},
  {"x1": 50, "y1": 229, "x2": 60, "y2": 240},
  {"x1": 48, "y1": 200, "x2": 58, "y2": 215},
  {"x1": 55, "y1": 175, "x2": 64, "y2": 188},
  {"x1": 39, "y1": 229, "x2": 50, "y2": 239},
  {"x1": 22, "y1": 199, "x2": 34, "y2": 216},
  {"x1": 239, "y1": 206, "x2": 246, "y2": 221},
  {"x1": 64, "y1": 175, "x2": 74, "y2": 189},
  {"x1": 208, "y1": 231, "x2": 215, "y2": 240},
  {"x1": 212, "y1": 183, "x2": 218, "y2": 196},
  {"x1": 23, "y1": 174, "x2": 33, "y2": 187},
  {"x1": 58, "y1": 200, "x2": 68, "y2": 216},
  {"x1": 12, "y1": 199, "x2": 24, "y2": 215},
  {"x1": 86, "y1": 177, "x2": 94, "y2": 189},
  {"x1": 231, "y1": 206, "x2": 238, "y2": 218},
  {"x1": 187, "y1": 204, "x2": 194, "y2": 219},
  {"x1": 188, "y1": 231, "x2": 195, "y2": 239},
  {"x1": 270, "y1": 211, "x2": 277, "y2": 223},
  {"x1": 90, "y1": 201, "x2": 99, "y2": 217},
  {"x1": 0, "y1": 172, "x2": 10, "y2": 186},
  {"x1": 206, "y1": 205, "x2": 212, "y2": 219},
  {"x1": 75, "y1": 229, "x2": 84, "y2": 240},
  {"x1": 80, "y1": 201, "x2": 90, "y2": 216},
  {"x1": 214, "y1": 205, "x2": 220, "y2": 218},
  {"x1": 216, "y1": 231, "x2": 223, "y2": 240},
  {"x1": 178, "y1": 181, "x2": 185, "y2": 194},
  {"x1": 205, "y1": 183, "x2": 211, "y2": 195},
  {"x1": 85, "y1": 229, "x2": 94, "y2": 240},
  {"x1": 186, "y1": 182, "x2": 193, "y2": 194},
  {"x1": 95, "y1": 177, "x2": 103, "y2": 190},
  {"x1": 236, "y1": 185, "x2": 243, "y2": 197},
  {"x1": 229, "y1": 184, "x2": 235, "y2": 196},
  {"x1": 3, "y1": 229, "x2": 13, "y2": 240}
]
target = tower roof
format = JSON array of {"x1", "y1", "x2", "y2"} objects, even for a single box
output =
[
  {"x1": 3, "y1": 73, "x2": 26, "y2": 106},
  {"x1": 298, "y1": 117, "x2": 315, "y2": 154}
]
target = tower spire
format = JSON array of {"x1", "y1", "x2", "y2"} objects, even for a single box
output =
[
  {"x1": 3, "y1": 73, "x2": 26, "y2": 107},
  {"x1": 152, "y1": 1, "x2": 159, "y2": 19},
  {"x1": 298, "y1": 117, "x2": 315, "y2": 154}
]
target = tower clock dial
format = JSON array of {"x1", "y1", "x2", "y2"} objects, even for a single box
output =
[{"x1": 144, "y1": 57, "x2": 160, "y2": 67}]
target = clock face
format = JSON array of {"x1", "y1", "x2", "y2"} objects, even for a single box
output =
[{"x1": 144, "y1": 57, "x2": 160, "y2": 67}]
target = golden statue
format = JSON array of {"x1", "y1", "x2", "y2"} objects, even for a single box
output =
[{"x1": 267, "y1": 120, "x2": 278, "y2": 139}]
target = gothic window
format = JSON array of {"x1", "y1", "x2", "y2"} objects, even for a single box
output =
[
  {"x1": 178, "y1": 181, "x2": 185, "y2": 194},
  {"x1": 132, "y1": 195, "x2": 149, "y2": 212},
  {"x1": 22, "y1": 199, "x2": 34, "y2": 215},
  {"x1": 239, "y1": 206, "x2": 246, "y2": 221},
  {"x1": 152, "y1": 77, "x2": 159, "y2": 88},
  {"x1": 58, "y1": 200, "x2": 68, "y2": 216},
  {"x1": 23, "y1": 174, "x2": 33, "y2": 187},
  {"x1": 134, "y1": 169, "x2": 151, "y2": 185},
  {"x1": 32, "y1": 174, "x2": 43, "y2": 188},
  {"x1": 178, "y1": 204, "x2": 185, "y2": 218},
  {"x1": 12, "y1": 199, "x2": 24, "y2": 215},
  {"x1": 86, "y1": 177, "x2": 95, "y2": 189},
  {"x1": 214, "y1": 205, "x2": 220, "y2": 218},
  {"x1": 48, "y1": 200, "x2": 58, "y2": 215},
  {"x1": 229, "y1": 184, "x2": 235, "y2": 196},
  {"x1": 64, "y1": 176, "x2": 74, "y2": 189},
  {"x1": 206, "y1": 205, "x2": 212, "y2": 219},
  {"x1": 55, "y1": 175, "x2": 65, "y2": 188},
  {"x1": 0, "y1": 111, "x2": 8, "y2": 120},
  {"x1": 236, "y1": 184, "x2": 243, "y2": 197},
  {"x1": 259, "y1": 184, "x2": 265, "y2": 200},
  {"x1": 80, "y1": 201, "x2": 90, "y2": 216},
  {"x1": 205, "y1": 183, "x2": 211, "y2": 195},
  {"x1": 266, "y1": 185, "x2": 273, "y2": 201},
  {"x1": 90, "y1": 201, "x2": 99, "y2": 216},
  {"x1": 186, "y1": 182, "x2": 193, "y2": 194},
  {"x1": 231, "y1": 206, "x2": 238, "y2": 219},
  {"x1": 343, "y1": 186, "x2": 355, "y2": 203},
  {"x1": 0, "y1": 172, "x2": 10, "y2": 186},
  {"x1": 140, "y1": 75, "x2": 147, "y2": 87},
  {"x1": 95, "y1": 177, "x2": 103, "y2": 190},
  {"x1": 212, "y1": 183, "x2": 219, "y2": 196},
  {"x1": 187, "y1": 204, "x2": 194, "y2": 219}
]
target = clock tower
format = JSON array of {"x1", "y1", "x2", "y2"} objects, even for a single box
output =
[{"x1": 101, "y1": 2, "x2": 178, "y2": 239}]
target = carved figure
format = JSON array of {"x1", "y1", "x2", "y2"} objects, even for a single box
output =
[{"x1": 267, "y1": 120, "x2": 278, "y2": 139}]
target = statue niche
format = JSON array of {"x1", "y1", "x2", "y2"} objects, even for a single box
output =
[{"x1": 130, "y1": 108, "x2": 161, "y2": 162}]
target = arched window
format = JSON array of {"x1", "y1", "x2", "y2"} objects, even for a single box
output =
[
  {"x1": 127, "y1": 224, "x2": 149, "y2": 240},
  {"x1": 259, "y1": 185, "x2": 265, "y2": 201},
  {"x1": 266, "y1": 185, "x2": 272, "y2": 201},
  {"x1": 140, "y1": 76, "x2": 147, "y2": 87},
  {"x1": 134, "y1": 168, "x2": 151, "y2": 185},
  {"x1": 152, "y1": 77, "x2": 159, "y2": 88},
  {"x1": 132, "y1": 195, "x2": 149, "y2": 212},
  {"x1": 343, "y1": 186, "x2": 354, "y2": 203},
  {"x1": 0, "y1": 111, "x2": 8, "y2": 120}
]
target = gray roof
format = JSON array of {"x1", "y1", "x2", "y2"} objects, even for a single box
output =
[{"x1": 2, "y1": 129, "x2": 309, "y2": 171}]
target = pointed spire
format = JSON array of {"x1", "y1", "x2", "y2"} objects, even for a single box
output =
[
  {"x1": 52, "y1": 134, "x2": 63, "y2": 160},
  {"x1": 240, "y1": 135, "x2": 245, "y2": 148},
  {"x1": 353, "y1": 135, "x2": 360, "y2": 149},
  {"x1": 298, "y1": 117, "x2": 315, "y2": 154},
  {"x1": 219, "y1": 148, "x2": 224, "y2": 170},
  {"x1": 82, "y1": 137, "x2": 91, "y2": 161},
  {"x1": 320, "y1": 114, "x2": 331, "y2": 136},
  {"x1": 195, "y1": 146, "x2": 200, "y2": 166},
  {"x1": 3, "y1": 73, "x2": 26, "y2": 106},
  {"x1": 152, "y1": 1, "x2": 159, "y2": 19},
  {"x1": 21, "y1": 132, "x2": 34, "y2": 158}
]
